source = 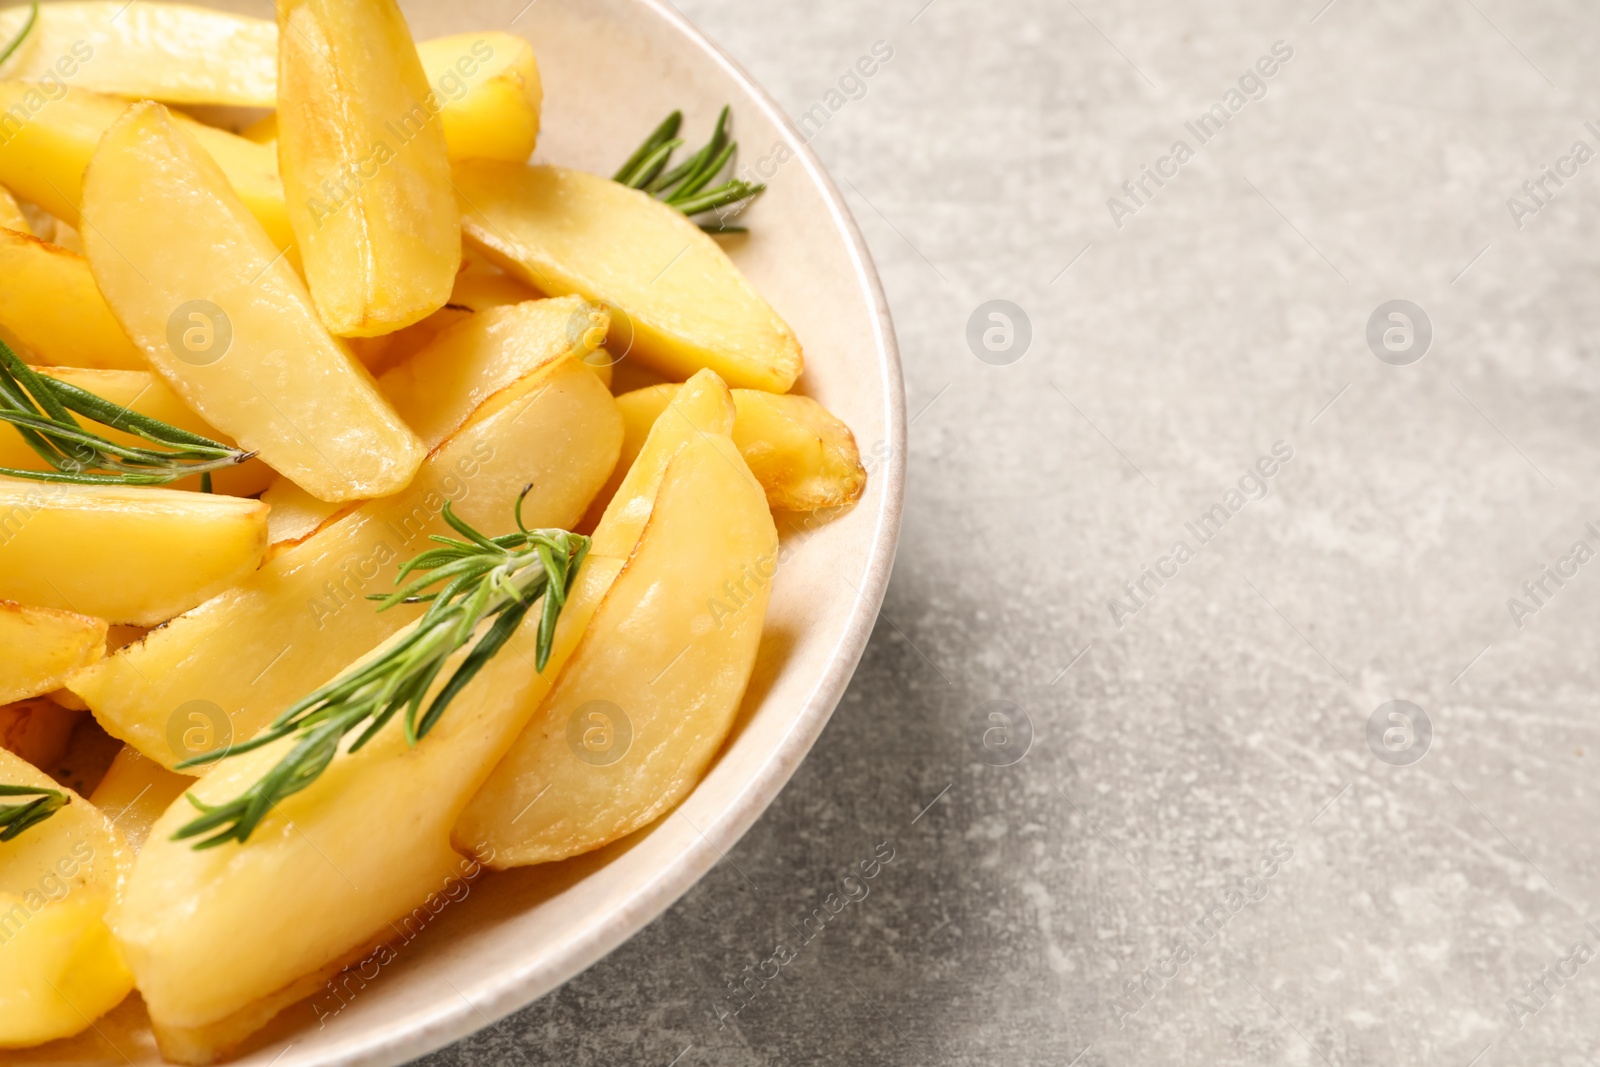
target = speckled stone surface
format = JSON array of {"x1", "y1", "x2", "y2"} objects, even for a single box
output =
[{"x1": 419, "y1": 1, "x2": 1600, "y2": 1064}]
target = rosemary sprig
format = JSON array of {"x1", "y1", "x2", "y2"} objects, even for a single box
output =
[
  {"x1": 171, "y1": 490, "x2": 589, "y2": 849},
  {"x1": 615, "y1": 106, "x2": 765, "y2": 233},
  {"x1": 0, "y1": 340, "x2": 253, "y2": 491},
  {"x1": 0, "y1": 3, "x2": 39, "y2": 69},
  {"x1": 0, "y1": 783, "x2": 66, "y2": 842}
]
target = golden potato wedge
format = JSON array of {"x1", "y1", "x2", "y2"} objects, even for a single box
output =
[
  {"x1": 0, "y1": 601, "x2": 105, "y2": 706},
  {"x1": 0, "y1": 184, "x2": 28, "y2": 232},
  {"x1": 0, "y1": 482, "x2": 268, "y2": 626},
  {"x1": 277, "y1": 0, "x2": 459, "y2": 337},
  {"x1": 0, "y1": 697, "x2": 83, "y2": 769},
  {"x1": 0, "y1": 230, "x2": 145, "y2": 370},
  {"x1": 454, "y1": 162, "x2": 803, "y2": 392},
  {"x1": 89, "y1": 746, "x2": 193, "y2": 851},
  {"x1": 83, "y1": 101, "x2": 425, "y2": 503},
  {"x1": 69, "y1": 356, "x2": 621, "y2": 768},
  {"x1": 0, "y1": 1, "x2": 277, "y2": 107},
  {"x1": 604, "y1": 384, "x2": 866, "y2": 515},
  {"x1": 457, "y1": 429, "x2": 776, "y2": 865},
  {"x1": 0, "y1": 83, "x2": 293, "y2": 250},
  {"x1": 0, "y1": 747, "x2": 133, "y2": 1048},
  {"x1": 0, "y1": 367, "x2": 274, "y2": 497},
  {"x1": 418, "y1": 32, "x2": 542, "y2": 163},
  {"x1": 259, "y1": 478, "x2": 345, "y2": 548}
]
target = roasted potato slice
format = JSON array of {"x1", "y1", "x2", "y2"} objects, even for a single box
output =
[
  {"x1": 0, "y1": 83, "x2": 293, "y2": 250},
  {"x1": 277, "y1": 0, "x2": 459, "y2": 336},
  {"x1": 0, "y1": 230, "x2": 145, "y2": 370},
  {"x1": 83, "y1": 101, "x2": 425, "y2": 503},
  {"x1": 456, "y1": 427, "x2": 777, "y2": 865},
  {"x1": 0, "y1": 747, "x2": 133, "y2": 1048},
  {"x1": 0, "y1": 601, "x2": 106, "y2": 706},
  {"x1": 454, "y1": 162, "x2": 803, "y2": 392},
  {"x1": 0, "y1": 1, "x2": 277, "y2": 106},
  {"x1": 604, "y1": 384, "x2": 866, "y2": 515},
  {"x1": 0, "y1": 367, "x2": 273, "y2": 497},
  {"x1": 0, "y1": 184, "x2": 29, "y2": 233},
  {"x1": 89, "y1": 746, "x2": 194, "y2": 851},
  {"x1": 69, "y1": 356, "x2": 622, "y2": 768},
  {"x1": 0, "y1": 483, "x2": 268, "y2": 626},
  {"x1": 418, "y1": 32, "x2": 542, "y2": 162}
]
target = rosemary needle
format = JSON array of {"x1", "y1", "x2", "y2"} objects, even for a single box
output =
[
  {"x1": 0, "y1": 3, "x2": 38, "y2": 69},
  {"x1": 615, "y1": 105, "x2": 765, "y2": 232},
  {"x1": 0, "y1": 340, "x2": 253, "y2": 490},
  {"x1": 172, "y1": 490, "x2": 589, "y2": 850},
  {"x1": 0, "y1": 783, "x2": 66, "y2": 842}
]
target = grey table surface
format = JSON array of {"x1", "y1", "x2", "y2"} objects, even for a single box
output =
[{"x1": 421, "y1": 1, "x2": 1600, "y2": 1064}]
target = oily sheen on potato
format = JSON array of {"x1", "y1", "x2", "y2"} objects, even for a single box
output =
[
  {"x1": 82, "y1": 101, "x2": 425, "y2": 503},
  {"x1": 0, "y1": 601, "x2": 106, "y2": 705},
  {"x1": 0, "y1": 483, "x2": 268, "y2": 626},
  {"x1": 457, "y1": 430, "x2": 777, "y2": 866},
  {"x1": 454, "y1": 161, "x2": 804, "y2": 392},
  {"x1": 70, "y1": 356, "x2": 622, "y2": 768},
  {"x1": 0, "y1": 747, "x2": 133, "y2": 1048},
  {"x1": 0, "y1": 230, "x2": 147, "y2": 370},
  {"x1": 277, "y1": 0, "x2": 460, "y2": 336}
]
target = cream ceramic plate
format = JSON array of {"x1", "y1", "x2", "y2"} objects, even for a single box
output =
[{"x1": 28, "y1": 0, "x2": 903, "y2": 1063}]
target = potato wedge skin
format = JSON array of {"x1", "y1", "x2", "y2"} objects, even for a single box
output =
[
  {"x1": 0, "y1": 230, "x2": 145, "y2": 370},
  {"x1": 0, "y1": 2, "x2": 277, "y2": 107},
  {"x1": 457, "y1": 430, "x2": 777, "y2": 865},
  {"x1": 69, "y1": 357, "x2": 622, "y2": 768},
  {"x1": 83, "y1": 101, "x2": 425, "y2": 503},
  {"x1": 0, "y1": 601, "x2": 106, "y2": 706},
  {"x1": 0, "y1": 367, "x2": 274, "y2": 497},
  {"x1": 607, "y1": 384, "x2": 866, "y2": 514},
  {"x1": 454, "y1": 162, "x2": 803, "y2": 392},
  {"x1": 0, "y1": 83, "x2": 293, "y2": 249},
  {"x1": 0, "y1": 483, "x2": 268, "y2": 626},
  {"x1": 277, "y1": 0, "x2": 460, "y2": 336},
  {"x1": 0, "y1": 748, "x2": 133, "y2": 1047},
  {"x1": 418, "y1": 33, "x2": 542, "y2": 163}
]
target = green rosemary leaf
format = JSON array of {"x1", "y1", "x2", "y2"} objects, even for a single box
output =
[
  {"x1": 0, "y1": 3, "x2": 38, "y2": 69},
  {"x1": 171, "y1": 494, "x2": 589, "y2": 849},
  {"x1": 0, "y1": 339, "x2": 253, "y2": 485},
  {"x1": 613, "y1": 110, "x2": 682, "y2": 184},
  {"x1": 0, "y1": 782, "x2": 67, "y2": 842},
  {"x1": 613, "y1": 105, "x2": 765, "y2": 223}
]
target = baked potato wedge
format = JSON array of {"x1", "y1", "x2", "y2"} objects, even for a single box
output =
[
  {"x1": 0, "y1": 747, "x2": 133, "y2": 1048},
  {"x1": 456, "y1": 427, "x2": 777, "y2": 865},
  {"x1": 0, "y1": 229, "x2": 145, "y2": 370},
  {"x1": 277, "y1": 0, "x2": 459, "y2": 336},
  {"x1": 0, "y1": 601, "x2": 106, "y2": 706},
  {"x1": 0, "y1": 483, "x2": 268, "y2": 626},
  {"x1": 454, "y1": 162, "x2": 803, "y2": 392},
  {"x1": 83, "y1": 100, "x2": 424, "y2": 503}
]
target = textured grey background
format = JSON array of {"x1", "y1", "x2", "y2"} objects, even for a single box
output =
[{"x1": 421, "y1": 1, "x2": 1600, "y2": 1064}]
